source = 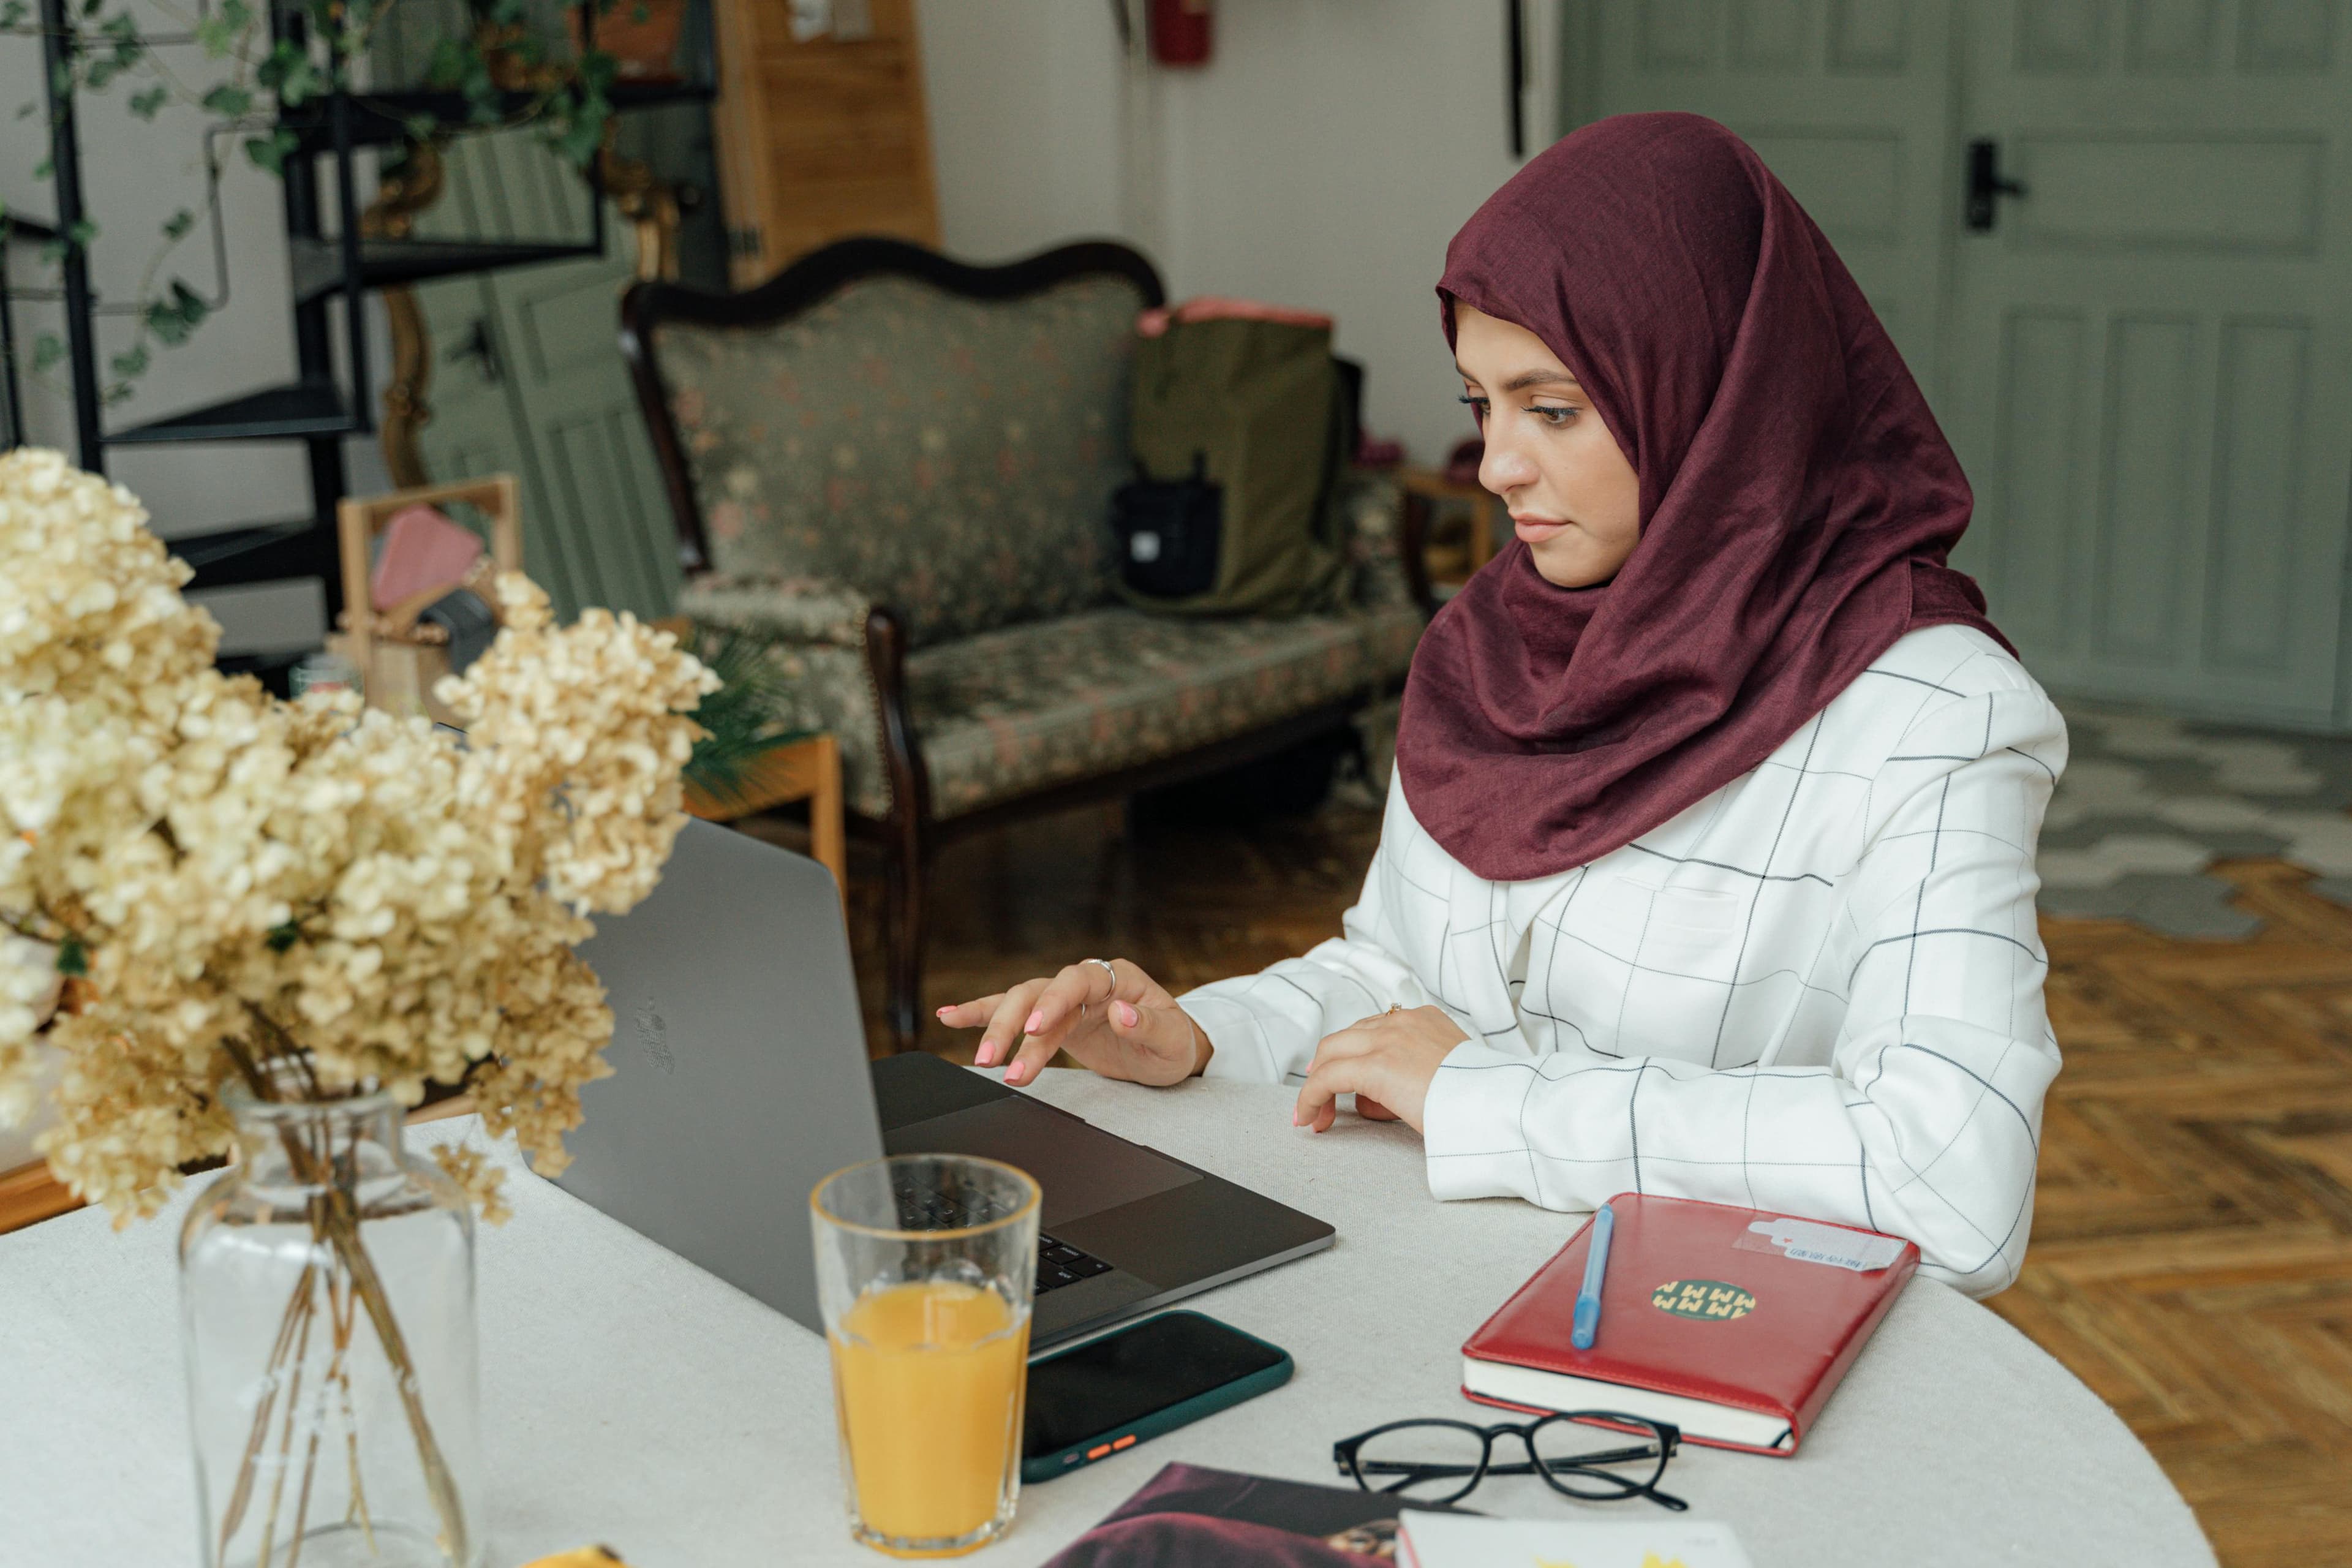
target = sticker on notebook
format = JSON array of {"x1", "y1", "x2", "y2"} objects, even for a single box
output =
[
  {"x1": 1649, "y1": 1279, "x2": 1756, "y2": 1321},
  {"x1": 1736, "y1": 1217, "x2": 1905, "y2": 1273}
]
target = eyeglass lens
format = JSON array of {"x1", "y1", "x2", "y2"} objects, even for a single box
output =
[
  {"x1": 1348, "y1": 1420, "x2": 1490, "y2": 1504},
  {"x1": 1528, "y1": 1414, "x2": 1672, "y2": 1499}
]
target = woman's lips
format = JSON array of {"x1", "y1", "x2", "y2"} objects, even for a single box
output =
[{"x1": 1512, "y1": 514, "x2": 1570, "y2": 544}]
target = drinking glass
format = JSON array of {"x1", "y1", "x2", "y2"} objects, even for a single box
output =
[{"x1": 812, "y1": 1154, "x2": 1041, "y2": 1558}]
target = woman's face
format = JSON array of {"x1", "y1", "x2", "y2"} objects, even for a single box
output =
[{"x1": 1453, "y1": 304, "x2": 1641, "y2": 588}]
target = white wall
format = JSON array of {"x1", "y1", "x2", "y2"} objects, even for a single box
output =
[
  {"x1": 917, "y1": 0, "x2": 1132, "y2": 260},
  {"x1": 914, "y1": 0, "x2": 1559, "y2": 464}
]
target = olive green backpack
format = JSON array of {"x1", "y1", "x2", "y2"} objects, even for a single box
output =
[{"x1": 1114, "y1": 315, "x2": 1352, "y2": 617}]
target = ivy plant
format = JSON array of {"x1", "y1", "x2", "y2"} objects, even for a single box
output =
[{"x1": 4, "y1": 0, "x2": 626, "y2": 405}]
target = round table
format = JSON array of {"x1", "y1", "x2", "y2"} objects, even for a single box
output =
[{"x1": 0, "y1": 1074, "x2": 2215, "y2": 1567}]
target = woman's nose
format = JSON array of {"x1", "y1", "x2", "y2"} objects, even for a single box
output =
[{"x1": 1479, "y1": 435, "x2": 1539, "y2": 498}]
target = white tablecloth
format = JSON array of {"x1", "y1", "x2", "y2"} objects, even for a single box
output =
[{"x1": 0, "y1": 1072, "x2": 2214, "y2": 1567}]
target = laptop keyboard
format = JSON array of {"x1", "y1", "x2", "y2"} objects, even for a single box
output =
[
  {"x1": 1034, "y1": 1235, "x2": 1115, "y2": 1294},
  {"x1": 895, "y1": 1192, "x2": 1115, "y2": 1295}
]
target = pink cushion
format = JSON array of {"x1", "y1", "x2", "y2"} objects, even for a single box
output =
[
  {"x1": 1135, "y1": 296, "x2": 1334, "y2": 338},
  {"x1": 370, "y1": 505, "x2": 484, "y2": 611}
]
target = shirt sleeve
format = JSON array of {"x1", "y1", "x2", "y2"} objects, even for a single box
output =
[
  {"x1": 1419, "y1": 683, "x2": 2068, "y2": 1298},
  {"x1": 1178, "y1": 786, "x2": 1428, "y2": 1083}
]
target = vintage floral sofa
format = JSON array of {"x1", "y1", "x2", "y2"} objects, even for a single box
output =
[{"x1": 622, "y1": 238, "x2": 1428, "y2": 1049}]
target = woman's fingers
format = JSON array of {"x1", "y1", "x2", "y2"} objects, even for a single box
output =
[
  {"x1": 946, "y1": 960, "x2": 1190, "y2": 1085},
  {"x1": 935, "y1": 995, "x2": 1006, "y2": 1031},
  {"x1": 1102, "y1": 995, "x2": 1207, "y2": 1085},
  {"x1": 1024, "y1": 960, "x2": 1122, "y2": 1045},
  {"x1": 975, "y1": 979, "x2": 1051, "y2": 1068},
  {"x1": 1295, "y1": 1052, "x2": 1373, "y2": 1134},
  {"x1": 1004, "y1": 962, "x2": 1115, "y2": 1085},
  {"x1": 1304, "y1": 1022, "x2": 1374, "y2": 1071}
]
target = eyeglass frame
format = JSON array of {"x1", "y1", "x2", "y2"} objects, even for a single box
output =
[{"x1": 1331, "y1": 1411, "x2": 1688, "y2": 1512}]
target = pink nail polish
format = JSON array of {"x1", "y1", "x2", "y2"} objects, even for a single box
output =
[
  {"x1": 936, "y1": 1006, "x2": 953, "y2": 1019},
  {"x1": 976, "y1": 1042, "x2": 996, "y2": 1066},
  {"x1": 1024, "y1": 1010, "x2": 1044, "y2": 1033},
  {"x1": 1115, "y1": 1001, "x2": 1137, "y2": 1028}
]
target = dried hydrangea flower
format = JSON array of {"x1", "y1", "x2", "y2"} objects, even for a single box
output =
[{"x1": 0, "y1": 449, "x2": 719, "y2": 1221}]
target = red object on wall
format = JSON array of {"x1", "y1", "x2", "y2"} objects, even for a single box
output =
[{"x1": 1150, "y1": 0, "x2": 1213, "y2": 66}]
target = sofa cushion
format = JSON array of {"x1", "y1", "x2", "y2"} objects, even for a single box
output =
[
  {"x1": 653, "y1": 273, "x2": 1145, "y2": 649},
  {"x1": 907, "y1": 605, "x2": 1423, "y2": 821}
]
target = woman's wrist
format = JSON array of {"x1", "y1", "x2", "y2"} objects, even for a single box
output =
[{"x1": 1186, "y1": 1011, "x2": 1215, "y2": 1077}]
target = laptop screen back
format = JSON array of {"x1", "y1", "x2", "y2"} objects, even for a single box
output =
[{"x1": 561, "y1": 819, "x2": 883, "y2": 1334}]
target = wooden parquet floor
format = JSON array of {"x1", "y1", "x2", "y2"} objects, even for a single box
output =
[
  {"x1": 766, "y1": 801, "x2": 2352, "y2": 1567},
  {"x1": 2005, "y1": 860, "x2": 2352, "y2": 1566}
]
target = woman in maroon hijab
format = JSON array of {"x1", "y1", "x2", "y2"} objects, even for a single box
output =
[{"x1": 946, "y1": 114, "x2": 2067, "y2": 1296}]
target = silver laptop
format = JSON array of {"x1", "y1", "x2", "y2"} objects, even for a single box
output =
[{"x1": 560, "y1": 818, "x2": 1333, "y2": 1352}]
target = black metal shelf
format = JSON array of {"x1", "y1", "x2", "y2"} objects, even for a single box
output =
[
  {"x1": 1, "y1": 213, "x2": 56, "y2": 447},
  {"x1": 104, "y1": 380, "x2": 353, "y2": 445},
  {"x1": 288, "y1": 234, "x2": 598, "y2": 301},
  {"x1": 168, "y1": 515, "x2": 336, "y2": 586},
  {"x1": 34, "y1": 0, "x2": 714, "y2": 658},
  {"x1": 281, "y1": 79, "x2": 716, "y2": 154}
]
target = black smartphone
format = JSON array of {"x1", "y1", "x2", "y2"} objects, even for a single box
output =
[{"x1": 1022, "y1": 1311, "x2": 1294, "y2": 1483}]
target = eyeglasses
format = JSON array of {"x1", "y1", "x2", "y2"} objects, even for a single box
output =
[{"x1": 1332, "y1": 1412, "x2": 1686, "y2": 1511}]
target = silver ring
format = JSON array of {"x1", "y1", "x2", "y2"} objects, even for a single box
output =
[{"x1": 1087, "y1": 957, "x2": 1119, "y2": 992}]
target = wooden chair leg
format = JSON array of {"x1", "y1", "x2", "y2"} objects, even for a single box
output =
[
  {"x1": 809, "y1": 734, "x2": 846, "y2": 894},
  {"x1": 884, "y1": 810, "x2": 929, "y2": 1054}
]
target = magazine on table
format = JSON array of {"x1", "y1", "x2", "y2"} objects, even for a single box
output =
[{"x1": 1041, "y1": 1462, "x2": 1746, "y2": 1566}]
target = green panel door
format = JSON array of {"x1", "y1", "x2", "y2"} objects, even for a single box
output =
[
  {"x1": 405, "y1": 131, "x2": 684, "y2": 623},
  {"x1": 1940, "y1": 1, "x2": 2352, "y2": 726},
  {"x1": 1574, "y1": 0, "x2": 1958, "y2": 401}
]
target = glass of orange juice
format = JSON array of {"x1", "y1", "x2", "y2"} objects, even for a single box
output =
[{"x1": 812, "y1": 1153, "x2": 1041, "y2": 1558}]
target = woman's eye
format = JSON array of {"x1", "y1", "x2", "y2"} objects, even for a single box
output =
[
  {"x1": 1534, "y1": 405, "x2": 1577, "y2": 427},
  {"x1": 1458, "y1": 395, "x2": 1490, "y2": 424}
]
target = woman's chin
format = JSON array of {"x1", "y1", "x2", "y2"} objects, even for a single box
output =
[{"x1": 1528, "y1": 541, "x2": 1618, "y2": 589}]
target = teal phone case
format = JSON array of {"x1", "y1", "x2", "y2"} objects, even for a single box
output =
[{"x1": 1022, "y1": 1311, "x2": 1295, "y2": 1483}]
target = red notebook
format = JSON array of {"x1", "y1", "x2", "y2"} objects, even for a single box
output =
[{"x1": 1460, "y1": 1194, "x2": 1918, "y2": 1455}]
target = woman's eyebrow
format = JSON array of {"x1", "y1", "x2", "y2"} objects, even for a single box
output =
[{"x1": 1454, "y1": 365, "x2": 1581, "y2": 393}]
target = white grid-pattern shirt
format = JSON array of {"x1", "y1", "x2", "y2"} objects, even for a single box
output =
[{"x1": 1180, "y1": 624, "x2": 2067, "y2": 1297}]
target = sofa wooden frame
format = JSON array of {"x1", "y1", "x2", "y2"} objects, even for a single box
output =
[{"x1": 622, "y1": 236, "x2": 1431, "y2": 1052}]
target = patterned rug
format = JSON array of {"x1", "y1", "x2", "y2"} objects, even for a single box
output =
[{"x1": 2041, "y1": 701, "x2": 2352, "y2": 937}]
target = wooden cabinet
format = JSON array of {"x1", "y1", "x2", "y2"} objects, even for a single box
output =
[{"x1": 711, "y1": 0, "x2": 940, "y2": 287}]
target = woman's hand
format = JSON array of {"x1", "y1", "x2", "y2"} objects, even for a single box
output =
[
  {"x1": 938, "y1": 959, "x2": 1211, "y2": 1089},
  {"x1": 1294, "y1": 1005, "x2": 1469, "y2": 1134}
]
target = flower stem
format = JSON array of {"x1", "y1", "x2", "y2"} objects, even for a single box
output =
[{"x1": 216, "y1": 1030, "x2": 472, "y2": 1565}]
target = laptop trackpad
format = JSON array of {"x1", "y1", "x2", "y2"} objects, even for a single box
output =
[{"x1": 883, "y1": 1099, "x2": 1200, "y2": 1229}]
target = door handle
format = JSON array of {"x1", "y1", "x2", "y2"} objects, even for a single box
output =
[
  {"x1": 447, "y1": 318, "x2": 505, "y2": 385},
  {"x1": 1966, "y1": 139, "x2": 2028, "y2": 232}
]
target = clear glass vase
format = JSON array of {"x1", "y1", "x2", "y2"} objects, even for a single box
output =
[{"x1": 180, "y1": 1079, "x2": 483, "y2": 1568}]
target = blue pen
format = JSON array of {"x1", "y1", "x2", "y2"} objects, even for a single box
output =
[{"x1": 1570, "y1": 1202, "x2": 1615, "y2": 1351}]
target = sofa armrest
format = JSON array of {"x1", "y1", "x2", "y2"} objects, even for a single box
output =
[
  {"x1": 677, "y1": 575, "x2": 903, "y2": 819},
  {"x1": 677, "y1": 574, "x2": 876, "y2": 649},
  {"x1": 1337, "y1": 471, "x2": 1435, "y2": 619}
]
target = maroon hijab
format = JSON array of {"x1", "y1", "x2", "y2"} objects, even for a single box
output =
[{"x1": 1396, "y1": 113, "x2": 2008, "y2": 883}]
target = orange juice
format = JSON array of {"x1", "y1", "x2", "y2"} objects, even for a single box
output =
[{"x1": 831, "y1": 1280, "x2": 1030, "y2": 1552}]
